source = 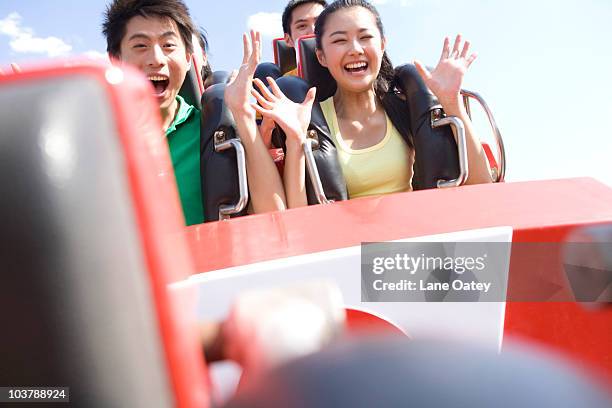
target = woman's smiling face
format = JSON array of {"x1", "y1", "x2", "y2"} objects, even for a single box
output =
[{"x1": 316, "y1": 6, "x2": 386, "y2": 94}]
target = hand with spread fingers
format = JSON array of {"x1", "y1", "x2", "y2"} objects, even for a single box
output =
[
  {"x1": 252, "y1": 77, "x2": 316, "y2": 208},
  {"x1": 251, "y1": 77, "x2": 316, "y2": 146},
  {"x1": 224, "y1": 30, "x2": 261, "y2": 116},
  {"x1": 415, "y1": 35, "x2": 492, "y2": 184},
  {"x1": 414, "y1": 34, "x2": 476, "y2": 111},
  {"x1": 224, "y1": 30, "x2": 289, "y2": 213}
]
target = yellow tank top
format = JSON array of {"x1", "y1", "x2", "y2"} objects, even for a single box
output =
[
  {"x1": 284, "y1": 67, "x2": 299, "y2": 77},
  {"x1": 320, "y1": 97, "x2": 414, "y2": 199}
]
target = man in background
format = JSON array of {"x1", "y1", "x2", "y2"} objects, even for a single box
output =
[{"x1": 281, "y1": 0, "x2": 327, "y2": 76}]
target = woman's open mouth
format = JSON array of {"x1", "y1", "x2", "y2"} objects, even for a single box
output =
[
  {"x1": 148, "y1": 75, "x2": 170, "y2": 98},
  {"x1": 344, "y1": 61, "x2": 369, "y2": 74}
]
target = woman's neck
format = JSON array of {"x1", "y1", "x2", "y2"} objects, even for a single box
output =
[{"x1": 333, "y1": 87, "x2": 380, "y2": 120}]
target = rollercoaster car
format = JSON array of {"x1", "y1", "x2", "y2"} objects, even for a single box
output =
[{"x1": 1, "y1": 39, "x2": 611, "y2": 406}]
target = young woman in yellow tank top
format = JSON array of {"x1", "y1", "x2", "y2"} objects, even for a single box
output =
[{"x1": 251, "y1": 0, "x2": 492, "y2": 208}]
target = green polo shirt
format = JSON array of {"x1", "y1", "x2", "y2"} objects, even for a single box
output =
[{"x1": 165, "y1": 95, "x2": 204, "y2": 225}]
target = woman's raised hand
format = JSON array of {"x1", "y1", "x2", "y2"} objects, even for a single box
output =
[
  {"x1": 224, "y1": 30, "x2": 261, "y2": 115},
  {"x1": 251, "y1": 77, "x2": 316, "y2": 145},
  {"x1": 416, "y1": 36, "x2": 493, "y2": 184},
  {"x1": 414, "y1": 35, "x2": 476, "y2": 109}
]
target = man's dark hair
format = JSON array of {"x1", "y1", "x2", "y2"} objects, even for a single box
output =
[
  {"x1": 102, "y1": 0, "x2": 197, "y2": 58},
  {"x1": 281, "y1": 0, "x2": 328, "y2": 35},
  {"x1": 197, "y1": 27, "x2": 209, "y2": 54},
  {"x1": 196, "y1": 28, "x2": 213, "y2": 82},
  {"x1": 201, "y1": 63, "x2": 213, "y2": 83}
]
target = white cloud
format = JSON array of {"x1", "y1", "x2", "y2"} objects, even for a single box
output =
[
  {"x1": 82, "y1": 50, "x2": 109, "y2": 61},
  {"x1": 247, "y1": 12, "x2": 283, "y2": 38},
  {"x1": 0, "y1": 12, "x2": 24, "y2": 37},
  {"x1": 0, "y1": 12, "x2": 72, "y2": 57},
  {"x1": 10, "y1": 35, "x2": 72, "y2": 57}
]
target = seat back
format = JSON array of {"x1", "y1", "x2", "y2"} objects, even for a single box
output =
[
  {"x1": 179, "y1": 55, "x2": 204, "y2": 109},
  {"x1": 200, "y1": 83, "x2": 249, "y2": 222},
  {"x1": 200, "y1": 65, "x2": 284, "y2": 222},
  {"x1": 0, "y1": 64, "x2": 210, "y2": 407},
  {"x1": 273, "y1": 37, "x2": 297, "y2": 75},
  {"x1": 296, "y1": 35, "x2": 336, "y2": 101},
  {"x1": 393, "y1": 64, "x2": 461, "y2": 190},
  {"x1": 203, "y1": 70, "x2": 231, "y2": 89},
  {"x1": 254, "y1": 62, "x2": 282, "y2": 82}
]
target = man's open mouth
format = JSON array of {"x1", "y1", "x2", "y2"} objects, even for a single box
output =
[
  {"x1": 344, "y1": 61, "x2": 368, "y2": 73},
  {"x1": 148, "y1": 75, "x2": 169, "y2": 96}
]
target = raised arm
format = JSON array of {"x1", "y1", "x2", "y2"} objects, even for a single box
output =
[
  {"x1": 224, "y1": 31, "x2": 287, "y2": 213},
  {"x1": 251, "y1": 77, "x2": 316, "y2": 208},
  {"x1": 415, "y1": 35, "x2": 492, "y2": 185}
]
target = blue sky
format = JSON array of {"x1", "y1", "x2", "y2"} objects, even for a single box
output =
[{"x1": 1, "y1": 0, "x2": 611, "y2": 186}]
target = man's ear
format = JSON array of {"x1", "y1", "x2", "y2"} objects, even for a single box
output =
[
  {"x1": 381, "y1": 36, "x2": 387, "y2": 53},
  {"x1": 284, "y1": 33, "x2": 294, "y2": 48},
  {"x1": 315, "y1": 48, "x2": 327, "y2": 67},
  {"x1": 185, "y1": 52, "x2": 193, "y2": 70}
]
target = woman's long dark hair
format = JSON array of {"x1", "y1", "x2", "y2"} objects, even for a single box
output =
[{"x1": 314, "y1": 0, "x2": 413, "y2": 148}]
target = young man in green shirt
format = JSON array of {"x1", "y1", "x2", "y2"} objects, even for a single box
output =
[
  {"x1": 99, "y1": 0, "x2": 328, "y2": 373},
  {"x1": 103, "y1": 0, "x2": 204, "y2": 225},
  {"x1": 103, "y1": 0, "x2": 289, "y2": 226}
]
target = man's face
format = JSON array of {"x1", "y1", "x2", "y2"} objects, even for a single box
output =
[
  {"x1": 119, "y1": 15, "x2": 191, "y2": 112},
  {"x1": 285, "y1": 2, "x2": 325, "y2": 47}
]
